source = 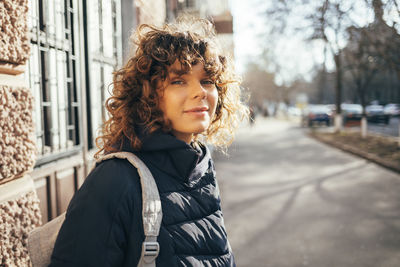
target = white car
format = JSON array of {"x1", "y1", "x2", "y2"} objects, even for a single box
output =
[{"x1": 384, "y1": 103, "x2": 400, "y2": 117}]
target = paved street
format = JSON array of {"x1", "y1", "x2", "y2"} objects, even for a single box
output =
[
  {"x1": 214, "y1": 118, "x2": 400, "y2": 267},
  {"x1": 368, "y1": 117, "x2": 399, "y2": 137}
]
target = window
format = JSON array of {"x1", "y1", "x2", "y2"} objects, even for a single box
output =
[
  {"x1": 27, "y1": 0, "x2": 82, "y2": 163},
  {"x1": 86, "y1": 0, "x2": 122, "y2": 149},
  {"x1": 26, "y1": 0, "x2": 122, "y2": 163},
  {"x1": 177, "y1": 0, "x2": 197, "y2": 10},
  {"x1": 186, "y1": 0, "x2": 196, "y2": 8}
]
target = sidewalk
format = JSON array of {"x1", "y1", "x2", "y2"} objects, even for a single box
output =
[{"x1": 216, "y1": 117, "x2": 400, "y2": 267}]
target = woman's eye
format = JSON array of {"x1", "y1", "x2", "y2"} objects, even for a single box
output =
[
  {"x1": 202, "y1": 80, "x2": 214, "y2": 85},
  {"x1": 171, "y1": 80, "x2": 184, "y2": 85}
]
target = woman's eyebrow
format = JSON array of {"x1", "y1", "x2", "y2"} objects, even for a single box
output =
[{"x1": 169, "y1": 68, "x2": 188, "y2": 76}]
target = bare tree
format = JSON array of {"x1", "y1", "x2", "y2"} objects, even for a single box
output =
[
  {"x1": 263, "y1": 0, "x2": 360, "y2": 131},
  {"x1": 339, "y1": 0, "x2": 400, "y2": 141},
  {"x1": 343, "y1": 26, "x2": 381, "y2": 137},
  {"x1": 363, "y1": 0, "x2": 400, "y2": 98},
  {"x1": 363, "y1": 0, "x2": 400, "y2": 146}
]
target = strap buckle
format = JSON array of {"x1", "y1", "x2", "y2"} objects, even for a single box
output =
[{"x1": 141, "y1": 241, "x2": 160, "y2": 263}]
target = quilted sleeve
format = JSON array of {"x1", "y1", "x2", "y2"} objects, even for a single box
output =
[{"x1": 49, "y1": 159, "x2": 140, "y2": 267}]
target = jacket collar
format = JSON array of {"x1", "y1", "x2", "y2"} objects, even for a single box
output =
[{"x1": 121, "y1": 130, "x2": 211, "y2": 184}]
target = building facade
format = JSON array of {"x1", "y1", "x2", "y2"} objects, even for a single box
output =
[
  {"x1": 0, "y1": 0, "x2": 166, "y2": 265},
  {"x1": 26, "y1": 0, "x2": 124, "y2": 224},
  {"x1": 174, "y1": 0, "x2": 234, "y2": 58}
]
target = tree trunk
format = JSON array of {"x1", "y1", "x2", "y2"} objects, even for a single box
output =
[
  {"x1": 361, "y1": 116, "x2": 367, "y2": 138},
  {"x1": 397, "y1": 70, "x2": 400, "y2": 103},
  {"x1": 318, "y1": 44, "x2": 328, "y2": 104},
  {"x1": 334, "y1": 53, "x2": 343, "y2": 132},
  {"x1": 359, "y1": 81, "x2": 368, "y2": 139},
  {"x1": 398, "y1": 122, "x2": 400, "y2": 148}
]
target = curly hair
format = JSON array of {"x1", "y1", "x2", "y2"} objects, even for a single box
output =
[{"x1": 95, "y1": 17, "x2": 249, "y2": 158}]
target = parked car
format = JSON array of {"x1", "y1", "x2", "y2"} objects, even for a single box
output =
[
  {"x1": 366, "y1": 105, "x2": 390, "y2": 124},
  {"x1": 341, "y1": 104, "x2": 363, "y2": 125},
  {"x1": 384, "y1": 103, "x2": 400, "y2": 117},
  {"x1": 302, "y1": 105, "x2": 332, "y2": 127}
]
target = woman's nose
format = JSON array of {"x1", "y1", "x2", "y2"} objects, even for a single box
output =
[{"x1": 192, "y1": 81, "x2": 207, "y2": 99}]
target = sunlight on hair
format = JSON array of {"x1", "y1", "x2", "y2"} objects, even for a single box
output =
[{"x1": 95, "y1": 16, "x2": 249, "y2": 158}]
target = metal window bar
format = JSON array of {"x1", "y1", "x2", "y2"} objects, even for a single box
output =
[
  {"x1": 86, "y1": 0, "x2": 122, "y2": 149},
  {"x1": 98, "y1": 0, "x2": 105, "y2": 125},
  {"x1": 65, "y1": 0, "x2": 80, "y2": 146},
  {"x1": 177, "y1": 0, "x2": 197, "y2": 12},
  {"x1": 27, "y1": 0, "x2": 82, "y2": 164},
  {"x1": 187, "y1": 0, "x2": 196, "y2": 8},
  {"x1": 112, "y1": 1, "x2": 117, "y2": 61},
  {"x1": 113, "y1": 0, "x2": 122, "y2": 66}
]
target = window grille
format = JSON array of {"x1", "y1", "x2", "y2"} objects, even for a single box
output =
[
  {"x1": 186, "y1": 0, "x2": 196, "y2": 8},
  {"x1": 177, "y1": 0, "x2": 196, "y2": 10},
  {"x1": 26, "y1": 0, "x2": 82, "y2": 164},
  {"x1": 86, "y1": 0, "x2": 122, "y2": 149}
]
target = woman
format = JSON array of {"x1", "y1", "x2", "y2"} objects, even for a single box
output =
[{"x1": 50, "y1": 17, "x2": 248, "y2": 267}]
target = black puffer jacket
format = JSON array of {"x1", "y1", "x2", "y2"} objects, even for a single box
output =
[{"x1": 50, "y1": 131, "x2": 235, "y2": 267}]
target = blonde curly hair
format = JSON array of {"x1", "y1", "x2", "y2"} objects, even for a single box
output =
[{"x1": 95, "y1": 17, "x2": 248, "y2": 158}]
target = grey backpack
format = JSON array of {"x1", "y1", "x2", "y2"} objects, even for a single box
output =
[{"x1": 28, "y1": 152, "x2": 163, "y2": 267}]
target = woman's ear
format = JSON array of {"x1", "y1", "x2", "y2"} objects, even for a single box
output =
[
  {"x1": 142, "y1": 80, "x2": 151, "y2": 98},
  {"x1": 215, "y1": 94, "x2": 223, "y2": 116},
  {"x1": 155, "y1": 79, "x2": 167, "y2": 98}
]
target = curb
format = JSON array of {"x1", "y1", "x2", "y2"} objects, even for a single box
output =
[{"x1": 309, "y1": 132, "x2": 400, "y2": 174}]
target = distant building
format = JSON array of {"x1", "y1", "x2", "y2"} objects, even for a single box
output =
[
  {"x1": 342, "y1": 0, "x2": 400, "y2": 104},
  {"x1": 172, "y1": 0, "x2": 235, "y2": 58}
]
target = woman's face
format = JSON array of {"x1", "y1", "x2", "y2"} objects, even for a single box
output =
[{"x1": 158, "y1": 61, "x2": 218, "y2": 143}]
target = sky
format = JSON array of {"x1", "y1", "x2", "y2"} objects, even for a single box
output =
[
  {"x1": 229, "y1": 0, "x2": 385, "y2": 85},
  {"x1": 229, "y1": 0, "x2": 331, "y2": 85}
]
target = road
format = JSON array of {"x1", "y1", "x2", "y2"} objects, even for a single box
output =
[
  {"x1": 367, "y1": 117, "x2": 399, "y2": 137},
  {"x1": 214, "y1": 118, "x2": 400, "y2": 267}
]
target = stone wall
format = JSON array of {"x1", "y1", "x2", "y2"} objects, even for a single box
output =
[
  {"x1": 0, "y1": 85, "x2": 36, "y2": 184},
  {"x1": 0, "y1": 0, "x2": 30, "y2": 65},
  {"x1": 0, "y1": 178, "x2": 41, "y2": 266},
  {"x1": 0, "y1": 0, "x2": 42, "y2": 265}
]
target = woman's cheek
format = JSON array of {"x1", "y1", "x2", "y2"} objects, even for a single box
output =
[{"x1": 211, "y1": 89, "x2": 219, "y2": 113}]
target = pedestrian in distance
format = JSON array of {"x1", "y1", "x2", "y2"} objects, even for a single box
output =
[
  {"x1": 49, "y1": 16, "x2": 248, "y2": 267},
  {"x1": 249, "y1": 105, "x2": 256, "y2": 126}
]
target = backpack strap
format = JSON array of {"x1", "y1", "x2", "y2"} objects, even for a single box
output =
[{"x1": 96, "y1": 152, "x2": 162, "y2": 267}]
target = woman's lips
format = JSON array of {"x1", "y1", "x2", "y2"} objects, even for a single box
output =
[
  {"x1": 184, "y1": 107, "x2": 209, "y2": 113},
  {"x1": 184, "y1": 107, "x2": 209, "y2": 117}
]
